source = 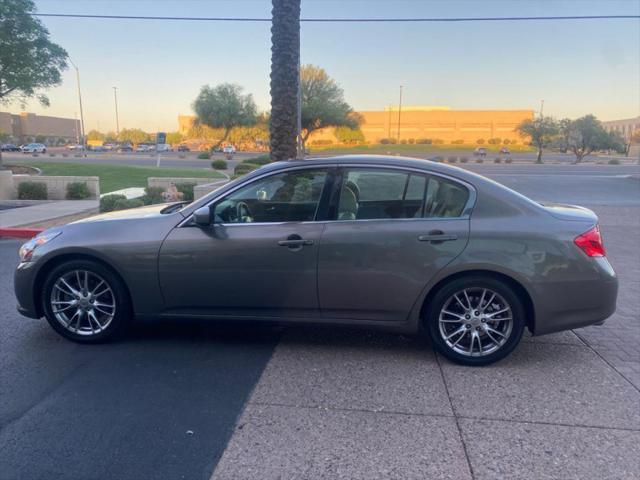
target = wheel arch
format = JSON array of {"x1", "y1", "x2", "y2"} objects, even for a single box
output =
[
  {"x1": 33, "y1": 252, "x2": 134, "y2": 318},
  {"x1": 419, "y1": 269, "x2": 536, "y2": 334}
]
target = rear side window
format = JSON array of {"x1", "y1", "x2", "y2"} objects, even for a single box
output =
[{"x1": 336, "y1": 168, "x2": 469, "y2": 220}]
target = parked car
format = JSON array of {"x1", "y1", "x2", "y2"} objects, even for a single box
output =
[
  {"x1": 156, "y1": 143, "x2": 172, "y2": 153},
  {"x1": 118, "y1": 144, "x2": 133, "y2": 152},
  {"x1": 223, "y1": 145, "x2": 236, "y2": 154},
  {"x1": 473, "y1": 147, "x2": 487, "y2": 157},
  {"x1": 21, "y1": 143, "x2": 47, "y2": 154},
  {"x1": 67, "y1": 144, "x2": 85, "y2": 151},
  {"x1": 500, "y1": 147, "x2": 511, "y2": 155},
  {"x1": 1, "y1": 143, "x2": 20, "y2": 152},
  {"x1": 135, "y1": 144, "x2": 150, "y2": 152},
  {"x1": 90, "y1": 145, "x2": 107, "y2": 152},
  {"x1": 103, "y1": 143, "x2": 117, "y2": 151},
  {"x1": 177, "y1": 144, "x2": 190, "y2": 152},
  {"x1": 13, "y1": 155, "x2": 617, "y2": 366}
]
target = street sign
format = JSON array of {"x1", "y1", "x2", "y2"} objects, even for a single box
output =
[{"x1": 156, "y1": 132, "x2": 166, "y2": 145}]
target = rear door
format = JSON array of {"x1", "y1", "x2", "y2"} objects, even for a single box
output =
[{"x1": 318, "y1": 167, "x2": 471, "y2": 321}]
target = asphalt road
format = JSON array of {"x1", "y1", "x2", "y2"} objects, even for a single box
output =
[{"x1": 0, "y1": 245, "x2": 279, "y2": 480}]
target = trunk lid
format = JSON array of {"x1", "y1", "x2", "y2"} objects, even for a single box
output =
[{"x1": 540, "y1": 202, "x2": 598, "y2": 223}]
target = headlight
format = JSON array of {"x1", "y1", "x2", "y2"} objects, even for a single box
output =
[{"x1": 18, "y1": 230, "x2": 62, "y2": 262}]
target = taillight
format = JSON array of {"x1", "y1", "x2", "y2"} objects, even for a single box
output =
[{"x1": 574, "y1": 225, "x2": 606, "y2": 257}]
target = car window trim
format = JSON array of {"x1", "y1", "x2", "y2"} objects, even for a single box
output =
[
  {"x1": 177, "y1": 164, "x2": 338, "y2": 228},
  {"x1": 329, "y1": 164, "x2": 476, "y2": 222}
]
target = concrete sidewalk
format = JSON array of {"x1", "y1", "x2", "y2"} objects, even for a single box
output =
[{"x1": 0, "y1": 200, "x2": 98, "y2": 228}]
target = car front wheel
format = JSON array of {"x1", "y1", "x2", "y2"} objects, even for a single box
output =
[
  {"x1": 426, "y1": 276, "x2": 525, "y2": 366},
  {"x1": 42, "y1": 260, "x2": 131, "y2": 343}
]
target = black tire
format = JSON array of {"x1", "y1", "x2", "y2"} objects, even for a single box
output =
[
  {"x1": 426, "y1": 276, "x2": 525, "y2": 366},
  {"x1": 42, "y1": 259, "x2": 131, "y2": 343}
]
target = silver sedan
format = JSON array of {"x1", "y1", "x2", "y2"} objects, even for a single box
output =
[{"x1": 14, "y1": 155, "x2": 618, "y2": 366}]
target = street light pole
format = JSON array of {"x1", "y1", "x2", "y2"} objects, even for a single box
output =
[
  {"x1": 69, "y1": 59, "x2": 85, "y2": 147},
  {"x1": 397, "y1": 85, "x2": 403, "y2": 143},
  {"x1": 113, "y1": 87, "x2": 120, "y2": 135}
]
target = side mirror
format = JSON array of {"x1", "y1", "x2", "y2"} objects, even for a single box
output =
[{"x1": 193, "y1": 206, "x2": 212, "y2": 226}]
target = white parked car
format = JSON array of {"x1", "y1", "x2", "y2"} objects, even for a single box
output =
[
  {"x1": 135, "y1": 144, "x2": 150, "y2": 152},
  {"x1": 223, "y1": 145, "x2": 236, "y2": 154},
  {"x1": 156, "y1": 143, "x2": 172, "y2": 153},
  {"x1": 22, "y1": 143, "x2": 47, "y2": 154}
]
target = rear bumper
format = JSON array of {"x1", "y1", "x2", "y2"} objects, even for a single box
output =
[{"x1": 532, "y1": 257, "x2": 618, "y2": 335}]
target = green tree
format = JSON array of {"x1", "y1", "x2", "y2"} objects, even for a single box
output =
[
  {"x1": 117, "y1": 128, "x2": 151, "y2": 145},
  {"x1": 334, "y1": 126, "x2": 365, "y2": 144},
  {"x1": 192, "y1": 83, "x2": 257, "y2": 149},
  {"x1": 166, "y1": 131, "x2": 184, "y2": 145},
  {"x1": 0, "y1": 0, "x2": 68, "y2": 106},
  {"x1": 104, "y1": 131, "x2": 118, "y2": 142},
  {"x1": 86, "y1": 130, "x2": 105, "y2": 141},
  {"x1": 269, "y1": 0, "x2": 301, "y2": 161},
  {"x1": 516, "y1": 117, "x2": 558, "y2": 163},
  {"x1": 300, "y1": 65, "x2": 360, "y2": 150},
  {"x1": 565, "y1": 115, "x2": 625, "y2": 163}
]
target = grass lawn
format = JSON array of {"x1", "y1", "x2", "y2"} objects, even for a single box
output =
[
  {"x1": 308, "y1": 143, "x2": 534, "y2": 156},
  {"x1": 20, "y1": 162, "x2": 223, "y2": 193}
]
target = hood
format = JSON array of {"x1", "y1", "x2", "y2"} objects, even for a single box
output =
[
  {"x1": 71, "y1": 203, "x2": 182, "y2": 224},
  {"x1": 540, "y1": 202, "x2": 598, "y2": 223}
]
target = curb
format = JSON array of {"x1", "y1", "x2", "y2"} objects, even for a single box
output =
[{"x1": 0, "y1": 228, "x2": 44, "y2": 239}]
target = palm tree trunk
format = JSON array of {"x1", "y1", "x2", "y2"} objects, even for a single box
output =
[{"x1": 269, "y1": 0, "x2": 300, "y2": 162}]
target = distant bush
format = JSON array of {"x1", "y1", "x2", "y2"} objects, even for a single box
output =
[
  {"x1": 475, "y1": 158, "x2": 484, "y2": 163},
  {"x1": 211, "y1": 159, "x2": 228, "y2": 170},
  {"x1": 608, "y1": 158, "x2": 621, "y2": 165},
  {"x1": 310, "y1": 139, "x2": 333, "y2": 145},
  {"x1": 432, "y1": 139, "x2": 444, "y2": 145},
  {"x1": 447, "y1": 156, "x2": 458, "y2": 163},
  {"x1": 488, "y1": 138, "x2": 502, "y2": 145},
  {"x1": 335, "y1": 126, "x2": 365, "y2": 144},
  {"x1": 416, "y1": 138, "x2": 432, "y2": 144},
  {"x1": 142, "y1": 186, "x2": 165, "y2": 205},
  {"x1": 197, "y1": 151, "x2": 211, "y2": 160},
  {"x1": 100, "y1": 194, "x2": 127, "y2": 212},
  {"x1": 408, "y1": 138, "x2": 415, "y2": 144},
  {"x1": 379, "y1": 138, "x2": 397, "y2": 145},
  {"x1": 399, "y1": 139, "x2": 407, "y2": 144},
  {"x1": 175, "y1": 183, "x2": 196, "y2": 202},
  {"x1": 503, "y1": 139, "x2": 511, "y2": 145},
  {"x1": 18, "y1": 182, "x2": 47, "y2": 200},
  {"x1": 460, "y1": 157, "x2": 469, "y2": 163},
  {"x1": 243, "y1": 154, "x2": 271, "y2": 166},
  {"x1": 476, "y1": 138, "x2": 485, "y2": 145},
  {"x1": 451, "y1": 139, "x2": 464, "y2": 145},
  {"x1": 66, "y1": 182, "x2": 90, "y2": 200},
  {"x1": 113, "y1": 198, "x2": 144, "y2": 211},
  {"x1": 494, "y1": 157, "x2": 502, "y2": 163},
  {"x1": 234, "y1": 163, "x2": 259, "y2": 176}
]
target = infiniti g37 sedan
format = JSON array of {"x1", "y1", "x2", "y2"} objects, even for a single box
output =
[{"x1": 14, "y1": 155, "x2": 618, "y2": 366}]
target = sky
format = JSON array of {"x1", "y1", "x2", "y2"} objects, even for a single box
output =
[{"x1": 8, "y1": 0, "x2": 640, "y2": 132}]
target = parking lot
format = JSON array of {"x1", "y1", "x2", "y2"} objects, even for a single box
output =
[{"x1": 0, "y1": 165, "x2": 638, "y2": 479}]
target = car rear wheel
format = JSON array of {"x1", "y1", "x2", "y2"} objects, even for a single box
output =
[
  {"x1": 426, "y1": 276, "x2": 525, "y2": 366},
  {"x1": 42, "y1": 260, "x2": 131, "y2": 343}
]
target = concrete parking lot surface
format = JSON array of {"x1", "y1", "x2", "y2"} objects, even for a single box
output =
[{"x1": 0, "y1": 165, "x2": 638, "y2": 479}]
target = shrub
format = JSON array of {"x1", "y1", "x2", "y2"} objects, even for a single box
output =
[
  {"x1": 408, "y1": 138, "x2": 415, "y2": 144},
  {"x1": 334, "y1": 126, "x2": 365, "y2": 144},
  {"x1": 310, "y1": 139, "x2": 333, "y2": 146},
  {"x1": 399, "y1": 139, "x2": 407, "y2": 144},
  {"x1": 476, "y1": 138, "x2": 485, "y2": 145},
  {"x1": 211, "y1": 159, "x2": 228, "y2": 170},
  {"x1": 432, "y1": 138, "x2": 444, "y2": 145},
  {"x1": 175, "y1": 183, "x2": 196, "y2": 202},
  {"x1": 142, "y1": 186, "x2": 165, "y2": 205},
  {"x1": 447, "y1": 156, "x2": 458, "y2": 163},
  {"x1": 113, "y1": 198, "x2": 144, "y2": 211},
  {"x1": 379, "y1": 138, "x2": 397, "y2": 145},
  {"x1": 66, "y1": 182, "x2": 91, "y2": 200},
  {"x1": 100, "y1": 194, "x2": 127, "y2": 212},
  {"x1": 416, "y1": 138, "x2": 432, "y2": 144},
  {"x1": 451, "y1": 139, "x2": 464, "y2": 145},
  {"x1": 488, "y1": 138, "x2": 502, "y2": 145},
  {"x1": 17, "y1": 182, "x2": 47, "y2": 200},
  {"x1": 608, "y1": 158, "x2": 621, "y2": 165},
  {"x1": 503, "y1": 139, "x2": 511, "y2": 145},
  {"x1": 460, "y1": 157, "x2": 469, "y2": 163},
  {"x1": 197, "y1": 151, "x2": 211, "y2": 160},
  {"x1": 475, "y1": 158, "x2": 484, "y2": 163},
  {"x1": 494, "y1": 157, "x2": 502, "y2": 163},
  {"x1": 243, "y1": 154, "x2": 270, "y2": 165},
  {"x1": 234, "y1": 162, "x2": 259, "y2": 176}
]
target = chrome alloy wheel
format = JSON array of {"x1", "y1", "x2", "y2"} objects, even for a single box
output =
[
  {"x1": 50, "y1": 270, "x2": 116, "y2": 336},
  {"x1": 438, "y1": 287, "x2": 513, "y2": 357}
]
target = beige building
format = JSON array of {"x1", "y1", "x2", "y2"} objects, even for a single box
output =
[
  {"x1": 0, "y1": 111, "x2": 80, "y2": 143},
  {"x1": 602, "y1": 116, "x2": 640, "y2": 141}
]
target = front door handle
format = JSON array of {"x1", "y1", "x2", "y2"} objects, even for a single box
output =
[
  {"x1": 418, "y1": 230, "x2": 458, "y2": 243},
  {"x1": 278, "y1": 234, "x2": 314, "y2": 249}
]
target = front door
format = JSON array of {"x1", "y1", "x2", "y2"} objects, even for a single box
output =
[
  {"x1": 318, "y1": 167, "x2": 471, "y2": 321},
  {"x1": 159, "y1": 167, "x2": 331, "y2": 319}
]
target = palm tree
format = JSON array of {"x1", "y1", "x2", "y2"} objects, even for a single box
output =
[{"x1": 269, "y1": 0, "x2": 300, "y2": 161}]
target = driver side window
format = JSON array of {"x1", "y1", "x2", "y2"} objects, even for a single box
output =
[{"x1": 213, "y1": 169, "x2": 328, "y2": 224}]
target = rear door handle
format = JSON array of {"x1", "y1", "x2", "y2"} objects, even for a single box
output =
[{"x1": 418, "y1": 230, "x2": 458, "y2": 243}]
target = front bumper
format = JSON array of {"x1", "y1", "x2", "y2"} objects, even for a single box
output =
[{"x1": 14, "y1": 261, "x2": 41, "y2": 319}]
